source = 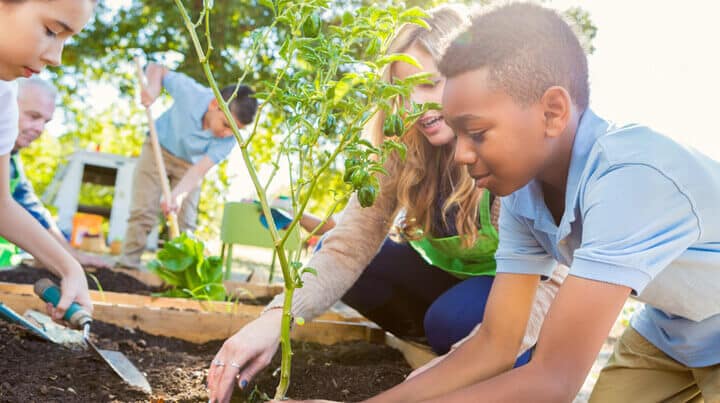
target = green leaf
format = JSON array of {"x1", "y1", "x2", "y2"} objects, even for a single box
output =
[
  {"x1": 301, "y1": 267, "x2": 318, "y2": 276},
  {"x1": 399, "y1": 7, "x2": 429, "y2": 21},
  {"x1": 258, "y1": 0, "x2": 275, "y2": 15},
  {"x1": 375, "y1": 53, "x2": 421, "y2": 69}
]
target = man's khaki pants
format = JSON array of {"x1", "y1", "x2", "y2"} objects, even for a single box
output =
[
  {"x1": 590, "y1": 326, "x2": 720, "y2": 403},
  {"x1": 118, "y1": 140, "x2": 201, "y2": 269}
]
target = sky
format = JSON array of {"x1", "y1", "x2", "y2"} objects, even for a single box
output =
[
  {"x1": 48, "y1": 1, "x2": 720, "y2": 198},
  {"x1": 550, "y1": 0, "x2": 720, "y2": 159}
]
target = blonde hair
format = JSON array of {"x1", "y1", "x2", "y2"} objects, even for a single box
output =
[{"x1": 369, "y1": 4, "x2": 481, "y2": 247}]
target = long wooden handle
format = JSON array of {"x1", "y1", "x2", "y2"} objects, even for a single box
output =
[{"x1": 134, "y1": 58, "x2": 180, "y2": 239}]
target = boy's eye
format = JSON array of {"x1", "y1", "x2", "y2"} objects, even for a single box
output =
[
  {"x1": 469, "y1": 130, "x2": 487, "y2": 142},
  {"x1": 45, "y1": 27, "x2": 57, "y2": 37}
]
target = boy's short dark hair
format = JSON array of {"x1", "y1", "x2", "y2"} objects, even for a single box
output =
[
  {"x1": 439, "y1": 3, "x2": 589, "y2": 110},
  {"x1": 220, "y1": 85, "x2": 258, "y2": 125}
]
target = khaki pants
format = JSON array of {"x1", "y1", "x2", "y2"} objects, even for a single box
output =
[
  {"x1": 590, "y1": 326, "x2": 720, "y2": 403},
  {"x1": 118, "y1": 140, "x2": 201, "y2": 269}
]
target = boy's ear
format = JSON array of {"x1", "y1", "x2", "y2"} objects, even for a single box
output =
[{"x1": 540, "y1": 86, "x2": 572, "y2": 139}]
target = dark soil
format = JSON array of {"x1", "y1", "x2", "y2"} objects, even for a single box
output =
[
  {"x1": 0, "y1": 320, "x2": 410, "y2": 402},
  {"x1": 0, "y1": 264, "x2": 162, "y2": 295},
  {"x1": 234, "y1": 296, "x2": 273, "y2": 306}
]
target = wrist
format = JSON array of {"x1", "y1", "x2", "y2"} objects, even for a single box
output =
[{"x1": 55, "y1": 257, "x2": 84, "y2": 279}]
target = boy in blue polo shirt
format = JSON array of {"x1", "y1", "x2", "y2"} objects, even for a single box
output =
[
  {"x1": 118, "y1": 64, "x2": 258, "y2": 269},
  {"x1": 361, "y1": 3, "x2": 720, "y2": 402}
]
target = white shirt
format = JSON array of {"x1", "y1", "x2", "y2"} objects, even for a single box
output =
[{"x1": 0, "y1": 80, "x2": 18, "y2": 155}]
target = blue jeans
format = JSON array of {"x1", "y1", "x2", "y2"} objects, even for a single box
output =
[{"x1": 338, "y1": 238, "x2": 532, "y2": 367}]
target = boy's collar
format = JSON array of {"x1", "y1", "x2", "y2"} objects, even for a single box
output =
[{"x1": 510, "y1": 109, "x2": 610, "y2": 234}]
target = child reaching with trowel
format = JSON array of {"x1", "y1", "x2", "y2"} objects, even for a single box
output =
[{"x1": 0, "y1": 0, "x2": 98, "y2": 320}]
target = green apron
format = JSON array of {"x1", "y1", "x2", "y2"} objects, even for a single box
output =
[
  {"x1": 409, "y1": 189, "x2": 498, "y2": 279},
  {"x1": 0, "y1": 154, "x2": 22, "y2": 267}
]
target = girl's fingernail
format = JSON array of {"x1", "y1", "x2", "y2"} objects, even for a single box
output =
[{"x1": 240, "y1": 379, "x2": 248, "y2": 388}]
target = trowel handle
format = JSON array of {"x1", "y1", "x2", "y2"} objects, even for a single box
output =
[{"x1": 34, "y1": 278, "x2": 92, "y2": 328}]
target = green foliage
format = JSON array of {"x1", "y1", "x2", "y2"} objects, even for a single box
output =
[
  {"x1": 147, "y1": 232, "x2": 226, "y2": 301},
  {"x1": 20, "y1": 0, "x2": 595, "y2": 245}
]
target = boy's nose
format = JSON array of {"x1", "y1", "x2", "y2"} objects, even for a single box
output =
[{"x1": 453, "y1": 135, "x2": 477, "y2": 166}]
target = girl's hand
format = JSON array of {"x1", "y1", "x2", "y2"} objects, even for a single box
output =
[
  {"x1": 207, "y1": 309, "x2": 282, "y2": 403},
  {"x1": 49, "y1": 265, "x2": 93, "y2": 322}
]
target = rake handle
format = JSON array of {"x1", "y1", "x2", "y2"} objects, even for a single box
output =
[{"x1": 134, "y1": 57, "x2": 180, "y2": 239}]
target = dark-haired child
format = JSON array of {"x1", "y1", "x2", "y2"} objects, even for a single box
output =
[{"x1": 118, "y1": 64, "x2": 258, "y2": 269}]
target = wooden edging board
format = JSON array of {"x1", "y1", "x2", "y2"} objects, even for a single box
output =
[{"x1": 0, "y1": 282, "x2": 384, "y2": 345}]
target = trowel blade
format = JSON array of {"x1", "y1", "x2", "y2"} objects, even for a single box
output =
[{"x1": 88, "y1": 340, "x2": 152, "y2": 394}]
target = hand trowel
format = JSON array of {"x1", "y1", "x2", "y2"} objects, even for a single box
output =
[{"x1": 34, "y1": 278, "x2": 152, "y2": 394}]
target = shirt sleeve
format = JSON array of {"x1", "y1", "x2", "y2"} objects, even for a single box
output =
[
  {"x1": 162, "y1": 71, "x2": 209, "y2": 108},
  {"x1": 204, "y1": 136, "x2": 236, "y2": 163},
  {"x1": 11, "y1": 159, "x2": 53, "y2": 230},
  {"x1": 572, "y1": 165, "x2": 700, "y2": 295},
  {"x1": 495, "y1": 197, "x2": 557, "y2": 278},
  {"x1": 0, "y1": 81, "x2": 19, "y2": 156}
]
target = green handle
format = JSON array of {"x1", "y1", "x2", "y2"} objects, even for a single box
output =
[{"x1": 33, "y1": 278, "x2": 92, "y2": 328}]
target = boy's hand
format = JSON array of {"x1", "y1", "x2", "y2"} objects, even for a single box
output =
[
  {"x1": 160, "y1": 193, "x2": 182, "y2": 216},
  {"x1": 140, "y1": 85, "x2": 160, "y2": 107},
  {"x1": 139, "y1": 63, "x2": 166, "y2": 107}
]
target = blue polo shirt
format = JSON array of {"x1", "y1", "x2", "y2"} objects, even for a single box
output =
[
  {"x1": 154, "y1": 72, "x2": 237, "y2": 164},
  {"x1": 495, "y1": 109, "x2": 720, "y2": 367}
]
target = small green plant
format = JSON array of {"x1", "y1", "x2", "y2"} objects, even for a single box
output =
[
  {"x1": 85, "y1": 272, "x2": 106, "y2": 302},
  {"x1": 147, "y1": 232, "x2": 226, "y2": 301}
]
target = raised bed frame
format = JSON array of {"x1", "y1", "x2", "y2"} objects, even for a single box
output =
[{"x1": 0, "y1": 266, "x2": 435, "y2": 368}]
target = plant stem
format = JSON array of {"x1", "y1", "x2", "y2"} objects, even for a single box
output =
[{"x1": 174, "y1": 1, "x2": 297, "y2": 398}]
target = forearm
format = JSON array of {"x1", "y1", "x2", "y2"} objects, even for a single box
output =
[
  {"x1": 0, "y1": 196, "x2": 81, "y2": 278},
  {"x1": 145, "y1": 63, "x2": 168, "y2": 93},
  {"x1": 421, "y1": 361, "x2": 569, "y2": 403},
  {"x1": 299, "y1": 212, "x2": 335, "y2": 235},
  {"x1": 172, "y1": 162, "x2": 210, "y2": 198},
  {"x1": 267, "y1": 179, "x2": 398, "y2": 320},
  {"x1": 366, "y1": 327, "x2": 521, "y2": 403}
]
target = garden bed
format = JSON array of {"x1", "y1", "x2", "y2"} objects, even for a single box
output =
[
  {"x1": 0, "y1": 264, "x2": 161, "y2": 295},
  {"x1": 0, "y1": 264, "x2": 278, "y2": 306},
  {"x1": 0, "y1": 319, "x2": 410, "y2": 402}
]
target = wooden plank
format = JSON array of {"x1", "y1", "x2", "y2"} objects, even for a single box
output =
[
  {"x1": 0, "y1": 286, "x2": 384, "y2": 345},
  {"x1": 0, "y1": 282, "x2": 367, "y2": 324},
  {"x1": 385, "y1": 333, "x2": 437, "y2": 370}
]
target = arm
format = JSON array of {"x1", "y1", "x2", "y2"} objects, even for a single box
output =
[
  {"x1": 161, "y1": 155, "x2": 214, "y2": 215},
  {"x1": 366, "y1": 272, "x2": 540, "y2": 402},
  {"x1": 420, "y1": 276, "x2": 631, "y2": 403},
  {"x1": 299, "y1": 211, "x2": 336, "y2": 235},
  {"x1": 268, "y1": 171, "x2": 399, "y2": 321},
  {"x1": 207, "y1": 172, "x2": 399, "y2": 403},
  {"x1": 140, "y1": 63, "x2": 169, "y2": 107},
  {"x1": 0, "y1": 154, "x2": 92, "y2": 316},
  {"x1": 415, "y1": 165, "x2": 700, "y2": 402}
]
